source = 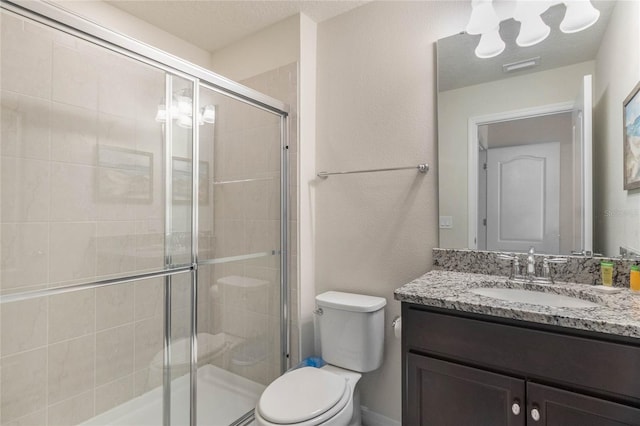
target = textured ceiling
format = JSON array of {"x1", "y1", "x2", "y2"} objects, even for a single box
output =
[
  {"x1": 106, "y1": 0, "x2": 369, "y2": 52},
  {"x1": 438, "y1": 0, "x2": 616, "y2": 91}
]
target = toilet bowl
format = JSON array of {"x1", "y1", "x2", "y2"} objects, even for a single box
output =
[
  {"x1": 255, "y1": 365, "x2": 361, "y2": 426},
  {"x1": 255, "y1": 291, "x2": 386, "y2": 426}
]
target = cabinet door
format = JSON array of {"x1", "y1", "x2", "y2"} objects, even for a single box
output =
[
  {"x1": 527, "y1": 383, "x2": 640, "y2": 425},
  {"x1": 406, "y1": 353, "x2": 525, "y2": 426}
]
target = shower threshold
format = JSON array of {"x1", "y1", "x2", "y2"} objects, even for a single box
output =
[{"x1": 81, "y1": 364, "x2": 265, "y2": 426}]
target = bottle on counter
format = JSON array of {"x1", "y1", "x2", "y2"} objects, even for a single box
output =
[
  {"x1": 600, "y1": 261, "x2": 614, "y2": 287},
  {"x1": 631, "y1": 265, "x2": 640, "y2": 292}
]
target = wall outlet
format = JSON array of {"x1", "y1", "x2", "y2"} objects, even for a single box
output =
[{"x1": 439, "y1": 216, "x2": 453, "y2": 229}]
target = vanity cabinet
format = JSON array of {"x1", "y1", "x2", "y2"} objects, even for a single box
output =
[{"x1": 402, "y1": 304, "x2": 640, "y2": 426}]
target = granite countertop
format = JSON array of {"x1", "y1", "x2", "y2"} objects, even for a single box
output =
[{"x1": 394, "y1": 270, "x2": 640, "y2": 339}]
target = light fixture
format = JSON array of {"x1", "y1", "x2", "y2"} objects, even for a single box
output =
[
  {"x1": 155, "y1": 89, "x2": 215, "y2": 127},
  {"x1": 466, "y1": 0, "x2": 505, "y2": 59},
  {"x1": 201, "y1": 105, "x2": 216, "y2": 124},
  {"x1": 513, "y1": 0, "x2": 551, "y2": 47},
  {"x1": 466, "y1": 0, "x2": 501, "y2": 35},
  {"x1": 560, "y1": 0, "x2": 600, "y2": 33},
  {"x1": 475, "y1": 28, "x2": 506, "y2": 58}
]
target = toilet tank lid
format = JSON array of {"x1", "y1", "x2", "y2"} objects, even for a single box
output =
[{"x1": 316, "y1": 291, "x2": 386, "y2": 313}]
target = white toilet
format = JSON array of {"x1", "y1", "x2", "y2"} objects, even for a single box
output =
[{"x1": 255, "y1": 291, "x2": 387, "y2": 426}]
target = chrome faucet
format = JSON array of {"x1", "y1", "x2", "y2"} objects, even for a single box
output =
[
  {"x1": 526, "y1": 247, "x2": 536, "y2": 278},
  {"x1": 498, "y1": 247, "x2": 568, "y2": 284}
]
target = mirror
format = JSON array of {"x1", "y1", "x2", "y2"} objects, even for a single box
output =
[{"x1": 437, "y1": 0, "x2": 640, "y2": 258}]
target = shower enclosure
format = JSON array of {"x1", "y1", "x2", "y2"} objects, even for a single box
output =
[{"x1": 0, "y1": 2, "x2": 289, "y2": 425}]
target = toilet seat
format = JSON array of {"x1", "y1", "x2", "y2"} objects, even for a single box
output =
[{"x1": 257, "y1": 367, "x2": 350, "y2": 425}]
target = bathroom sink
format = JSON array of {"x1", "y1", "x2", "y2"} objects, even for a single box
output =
[{"x1": 470, "y1": 288, "x2": 599, "y2": 308}]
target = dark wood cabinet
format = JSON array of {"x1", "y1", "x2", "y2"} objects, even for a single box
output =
[
  {"x1": 407, "y1": 353, "x2": 525, "y2": 426},
  {"x1": 528, "y1": 383, "x2": 640, "y2": 425},
  {"x1": 402, "y1": 303, "x2": 640, "y2": 426}
]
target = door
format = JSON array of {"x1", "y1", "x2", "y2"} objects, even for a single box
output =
[
  {"x1": 572, "y1": 74, "x2": 593, "y2": 254},
  {"x1": 527, "y1": 383, "x2": 640, "y2": 425},
  {"x1": 406, "y1": 353, "x2": 525, "y2": 426},
  {"x1": 486, "y1": 142, "x2": 560, "y2": 253}
]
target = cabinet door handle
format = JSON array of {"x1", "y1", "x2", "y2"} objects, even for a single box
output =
[
  {"x1": 511, "y1": 401, "x2": 521, "y2": 415},
  {"x1": 530, "y1": 406, "x2": 541, "y2": 422}
]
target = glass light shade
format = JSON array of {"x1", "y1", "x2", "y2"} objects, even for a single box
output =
[
  {"x1": 201, "y1": 105, "x2": 216, "y2": 124},
  {"x1": 560, "y1": 0, "x2": 600, "y2": 33},
  {"x1": 466, "y1": 0, "x2": 500, "y2": 35},
  {"x1": 516, "y1": 15, "x2": 551, "y2": 47},
  {"x1": 176, "y1": 114, "x2": 193, "y2": 129},
  {"x1": 475, "y1": 28, "x2": 506, "y2": 58},
  {"x1": 155, "y1": 104, "x2": 167, "y2": 123},
  {"x1": 177, "y1": 95, "x2": 192, "y2": 116}
]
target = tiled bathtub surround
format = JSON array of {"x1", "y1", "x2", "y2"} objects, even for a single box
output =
[
  {"x1": 433, "y1": 248, "x2": 638, "y2": 288},
  {"x1": 394, "y1": 270, "x2": 640, "y2": 339}
]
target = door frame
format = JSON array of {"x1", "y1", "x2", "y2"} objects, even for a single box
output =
[{"x1": 467, "y1": 102, "x2": 574, "y2": 249}]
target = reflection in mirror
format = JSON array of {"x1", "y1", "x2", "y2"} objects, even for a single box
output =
[{"x1": 437, "y1": 0, "x2": 640, "y2": 258}]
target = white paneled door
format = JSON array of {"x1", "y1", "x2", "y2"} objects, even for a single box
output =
[{"x1": 486, "y1": 142, "x2": 560, "y2": 253}]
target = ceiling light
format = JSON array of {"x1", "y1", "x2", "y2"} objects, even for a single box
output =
[
  {"x1": 513, "y1": 0, "x2": 552, "y2": 47},
  {"x1": 202, "y1": 105, "x2": 216, "y2": 124},
  {"x1": 560, "y1": 0, "x2": 600, "y2": 33},
  {"x1": 155, "y1": 104, "x2": 167, "y2": 123},
  {"x1": 502, "y1": 56, "x2": 541, "y2": 73},
  {"x1": 475, "y1": 28, "x2": 506, "y2": 59},
  {"x1": 516, "y1": 15, "x2": 551, "y2": 46},
  {"x1": 466, "y1": 0, "x2": 501, "y2": 35}
]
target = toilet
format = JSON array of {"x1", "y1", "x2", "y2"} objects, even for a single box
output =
[{"x1": 255, "y1": 291, "x2": 387, "y2": 426}]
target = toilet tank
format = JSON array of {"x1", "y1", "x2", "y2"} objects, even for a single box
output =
[{"x1": 315, "y1": 291, "x2": 386, "y2": 373}]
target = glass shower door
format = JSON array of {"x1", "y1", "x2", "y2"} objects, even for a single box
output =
[
  {"x1": 195, "y1": 83, "x2": 285, "y2": 425},
  {"x1": 0, "y1": 8, "x2": 193, "y2": 426}
]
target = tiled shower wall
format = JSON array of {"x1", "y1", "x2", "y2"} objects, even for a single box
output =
[{"x1": 0, "y1": 11, "x2": 192, "y2": 425}]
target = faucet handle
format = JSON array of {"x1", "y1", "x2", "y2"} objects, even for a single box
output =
[{"x1": 497, "y1": 254, "x2": 520, "y2": 279}]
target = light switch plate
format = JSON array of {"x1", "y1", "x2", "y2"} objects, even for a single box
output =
[{"x1": 439, "y1": 216, "x2": 453, "y2": 229}]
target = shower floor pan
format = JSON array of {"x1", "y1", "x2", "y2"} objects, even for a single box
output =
[{"x1": 81, "y1": 364, "x2": 265, "y2": 426}]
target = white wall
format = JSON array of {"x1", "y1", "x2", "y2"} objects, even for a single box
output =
[
  {"x1": 210, "y1": 15, "x2": 300, "y2": 81},
  {"x1": 315, "y1": 1, "x2": 468, "y2": 422},
  {"x1": 593, "y1": 0, "x2": 640, "y2": 256},
  {"x1": 50, "y1": 0, "x2": 212, "y2": 68},
  {"x1": 438, "y1": 61, "x2": 595, "y2": 249}
]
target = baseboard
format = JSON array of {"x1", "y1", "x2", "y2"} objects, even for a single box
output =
[{"x1": 361, "y1": 406, "x2": 401, "y2": 426}]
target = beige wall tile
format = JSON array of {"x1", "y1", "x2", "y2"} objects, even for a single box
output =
[
  {"x1": 52, "y1": 43, "x2": 98, "y2": 110},
  {"x1": 50, "y1": 162, "x2": 98, "y2": 221},
  {"x1": 134, "y1": 317, "x2": 163, "y2": 371},
  {"x1": 50, "y1": 102, "x2": 98, "y2": 166},
  {"x1": 97, "y1": 55, "x2": 138, "y2": 120},
  {"x1": 95, "y1": 374, "x2": 133, "y2": 415},
  {"x1": 48, "y1": 289, "x2": 95, "y2": 344},
  {"x1": 1, "y1": 157, "x2": 50, "y2": 223},
  {"x1": 0, "y1": 223, "x2": 48, "y2": 291},
  {"x1": 48, "y1": 335, "x2": 95, "y2": 404},
  {"x1": 3, "y1": 409, "x2": 46, "y2": 426},
  {"x1": 97, "y1": 113, "x2": 136, "y2": 150},
  {"x1": 0, "y1": 12, "x2": 52, "y2": 99},
  {"x1": 0, "y1": 298, "x2": 47, "y2": 357},
  {"x1": 49, "y1": 222, "x2": 96, "y2": 283},
  {"x1": 0, "y1": 91, "x2": 51, "y2": 160},
  {"x1": 0, "y1": 348, "x2": 47, "y2": 423},
  {"x1": 95, "y1": 324, "x2": 134, "y2": 386},
  {"x1": 134, "y1": 278, "x2": 163, "y2": 320},
  {"x1": 133, "y1": 367, "x2": 161, "y2": 397},
  {"x1": 47, "y1": 390, "x2": 94, "y2": 426},
  {"x1": 96, "y1": 222, "x2": 136, "y2": 276},
  {"x1": 96, "y1": 283, "x2": 134, "y2": 331}
]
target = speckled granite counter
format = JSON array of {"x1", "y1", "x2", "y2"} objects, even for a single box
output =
[{"x1": 394, "y1": 270, "x2": 640, "y2": 339}]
